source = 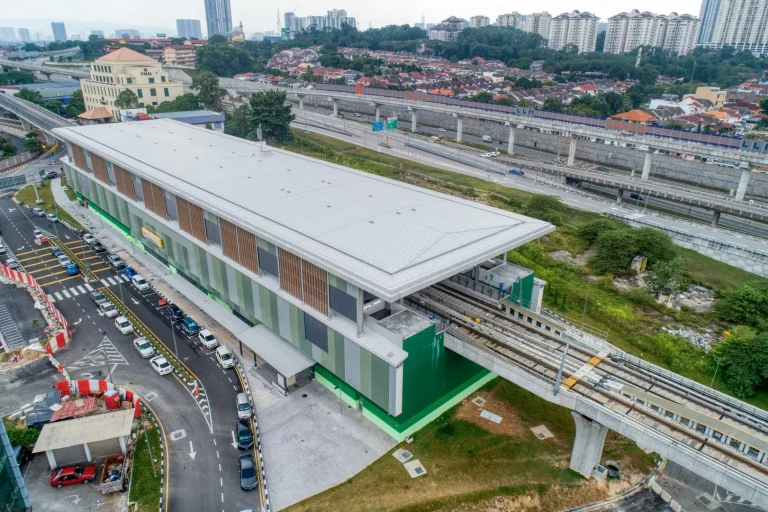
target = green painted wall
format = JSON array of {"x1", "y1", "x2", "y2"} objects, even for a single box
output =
[{"x1": 510, "y1": 273, "x2": 535, "y2": 309}]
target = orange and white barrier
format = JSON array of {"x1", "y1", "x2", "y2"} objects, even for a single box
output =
[
  {"x1": 55, "y1": 379, "x2": 142, "y2": 418},
  {"x1": 0, "y1": 263, "x2": 71, "y2": 354}
]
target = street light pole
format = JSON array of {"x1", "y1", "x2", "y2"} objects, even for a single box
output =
[
  {"x1": 580, "y1": 280, "x2": 591, "y2": 335},
  {"x1": 710, "y1": 357, "x2": 722, "y2": 388},
  {"x1": 170, "y1": 319, "x2": 179, "y2": 357}
]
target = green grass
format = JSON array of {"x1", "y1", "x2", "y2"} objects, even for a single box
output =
[
  {"x1": 679, "y1": 246, "x2": 766, "y2": 291},
  {"x1": 60, "y1": 177, "x2": 77, "y2": 201},
  {"x1": 182, "y1": 68, "x2": 202, "y2": 79},
  {"x1": 129, "y1": 416, "x2": 163, "y2": 510},
  {"x1": 16, "y1": 183, "x2": 84, "y2": 230},
  {"x1": 288, "y1": 378, "x2": 654, "y2": 512}
]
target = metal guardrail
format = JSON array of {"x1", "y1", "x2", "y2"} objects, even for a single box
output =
[{"x1": 0, "y1": 174, "x2": 27, "y2": 189}]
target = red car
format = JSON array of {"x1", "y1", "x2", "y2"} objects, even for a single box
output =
[{"x1": 50, "y1": 465, "x2": 97, "y2": 488}]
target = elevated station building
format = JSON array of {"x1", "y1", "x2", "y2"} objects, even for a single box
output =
[{"x1": 54, "y1": 120, "x2": 553, "y2": 438}]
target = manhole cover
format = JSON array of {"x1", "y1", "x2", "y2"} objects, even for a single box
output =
[{"x1": 472, "y1": 397, "x2": 486, "y2": 406}]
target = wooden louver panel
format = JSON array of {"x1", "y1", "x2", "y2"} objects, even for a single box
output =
[
  {"x1": 176, "y1": 196, "x2": 193, "y2": 235},
  {"x1": 302, "y1": 260, "x2": 328, "y2": 315},
  {"x1": 188, "y1": 202, "x2": 206, "y2": 242},
  {"x1": 115, "y1": 166, "x2": 134, "y2": 200},
  {"x1": 91, "y1": 154, "x2": 108, "y2": 184},
  {"x1": 237, "y1": 229, "x2": 258, "y2": 274},
  {"x1": 72, "y1": 144, "x2": 88, "y2": 170},
  {"x1": 278, "y1": 248, "x2": 302, "y2": 301},
  {"x1": 141, "y1": 179, "x2": 155, "y2": 212},
  {"x1": 151, "y1": 184, "x2": 167, "y2": 219},
  {"x1": 220, "y1": 218, "x2": 239, "y2": 262}
]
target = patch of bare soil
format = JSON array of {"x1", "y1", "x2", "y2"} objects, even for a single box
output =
[
  {"x1": 613, "y1": 273, "x2": 647, "y2": 292},
  {"x1": 455, "y1": 392, "x2": 525, "y2": 437},
  {"x1": 549, "y1": 246, "x2": 598, "y2": 268}
]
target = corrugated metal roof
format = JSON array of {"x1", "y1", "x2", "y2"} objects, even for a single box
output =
[
  {"x1": 152, "y1": 110, "x2": 225, "y2": 123},
  {"x1": 33, "y1": 409, "x2": 134, "y2": 453},
  {"x1": 239, "y1": 324, "x2": 315, "y2": 376},
  {"x1": 53, "y1": 120, "x2": 553, "y2": 301}
]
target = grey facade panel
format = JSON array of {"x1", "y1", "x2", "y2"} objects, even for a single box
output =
[
  {"x1": 277, "y1": 295, "x2": 291, "y2": 340},
  {"x1": 304, "y1": 314, "x2": 328, "y2": 352},
  {"x1": 258, "y1": 247, "x2": 278, "y2": 277},
  {"x1": 344, "y1": 337, "x2": 361, "y2": 390},
  {"x1": 226, "y1": 264, "x2": 239, "y2": 305},
  {"x1": 251, "y1": 280, "x2": 262, "y2": 322},
  {"x1": 329, "y1": 285, "x2": 357, "y2": 322}
]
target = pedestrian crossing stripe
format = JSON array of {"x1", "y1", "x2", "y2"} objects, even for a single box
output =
[
  {"x1": 54, "y1": 292, "x2": 63, "y2": 300},
  {"x1": 100, "y1": 279, "x2": 109, "y2": 287},
  {"x1": 70, "y1": 288, "x2": 79, "y2": 296},
  {"x1": 47, "y1": 294, "x2": 55, "y2": 303},
  {"x1": 106, "y1": 277, "x2": 117, "y2": 285},
  {"x1": 77, "y1": 285, "x2": 86, "y2": 294},
  {"x1": 85, "y1": 284, "x2": 94, "y2": 291}
]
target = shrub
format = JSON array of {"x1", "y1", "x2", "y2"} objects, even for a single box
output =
[
  {"x1": 715, "y1": 282, "x2": 768, "y2": 330},
  {"x1": 591, "y1": 230, "x2": 638, "y2": 275},
  {"x1": 525, "y1": 195, "x2": 564, "y2": 226},
  {"x1": 577, "y1": 218, "x2": 622, "y2": 245}
]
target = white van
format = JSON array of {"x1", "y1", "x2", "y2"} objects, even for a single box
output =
[{"x1": 482, "y1": 135, "x2": 493, "y2": 143}]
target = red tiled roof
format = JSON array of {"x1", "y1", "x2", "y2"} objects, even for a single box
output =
[
  {"x1": 51, "y1": 397, "x2": 96, "y2": 422},
  {"x1": 610, "y1": 110, "x2": 656, "y2": 123}
]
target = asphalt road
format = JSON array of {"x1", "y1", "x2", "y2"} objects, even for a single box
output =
[{"x1": 0, "y1": 193, "x2": 261, "y2": 512}]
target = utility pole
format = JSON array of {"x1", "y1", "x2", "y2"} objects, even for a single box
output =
[
  {"x1": 580, "y1": 280, "x2": 591, "y2": 335},
  {"x1": 690, "y1": 60, "x2": 697, "y2": 83}
]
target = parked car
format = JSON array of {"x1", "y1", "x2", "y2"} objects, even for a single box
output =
[
  {"x1": 238, "y1": 454, "x2": 258, "y2": 491},
  {"x1": 236, "y1": 393, "x2": 251, "y2": 420},
  {"x1": 107, "y1": 255, "x2": 125, "y2": 270},
  {"x1": 100, "y1": 302, "x2": 119, "y2": 319},
  {"x1": 46, "y1": 213, "x2": 58, "y2": 222},
  {"x1": 131, "y1": 274, "x2": 150, "y2": 292},
  {"x1": 133, "y1": 337, "x2": 155, "y2": 358},
  {"x1": 488, "y1": 151, "x2": 500, "y2": 157},
  {"x1": 216, "y1": 346, "x2": 235, "y2": 369},
  {"x1": 5, "y1": 258, "x2": 20, "y2": 270},
  {"x1": 91, "y1": 242, "x2": 106, "y2": 253},
  {"x1": 479, "y1": 153, "x2": 491, "y2": 158},
  {"x1": 32, "y1": 207, "x2": 45, "y2": 217},
  {"x1": 482, "y1": 135, "x2": 493, "y2": 143},
  {"x1": 180, "y1": 317, "x2": 199, "y2": 337},
  {"x1": 82, "y1": 233, "x2": 96, "y2": 245},
  {"x1": 114, "y1": 316, "x2": 134, "y2": 334},
  {"x1": 508, "y1": 168, "x2": 524, "y2": 176},
  {"x1": 90, "y1": 291, "x2": 108, "y2": 306},
  {"x1": 236, "y1": 419, "x2": 254, "y2": 450},
  {"x1": 150, "y1": 356, "x2": 172, "y2": 376},
  {"x1": 12, "y1": 445, "x2": 32, "y2": 466},
  {"x1": 66, "y1": 263, "x2": 79, "y2": 276},
  {"x1": 630, "y1": 192, "x2": 645, "y2": 201},
  {"x1": 167, "y1": 304, "x2": 184, "y2": 322},
  {"x1": 57, "y1": 255, "x2": 72, "y2": 267},
  {"x1": 122, "y1": 267, "x2": 137, "y2": 280},
  {"x1": 198, "y1": 329, "x2": 218, "y2": 349},
  {"x1": 45, "y1": 170, "x2": 58, "y2": 179},
  {"x1": 50, "y1": 465, "x2": 97, "y2": 488},
  {"x1": 51, "y1": 246, "x2": 63, "y2": 257},
  {"x1": 34, "y1": 229, "x2": 45, "y2": 240},
  {"x1": 438, "y1": 128, "x2": 447, "y2": 132}
]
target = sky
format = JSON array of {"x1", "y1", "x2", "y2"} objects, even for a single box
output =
[{"x1": 3, "y1": 0, "x2": 703, "y2": 39}]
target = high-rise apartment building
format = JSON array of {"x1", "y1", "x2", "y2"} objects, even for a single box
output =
[
  {"x1": 0, "y1": 28, "x2": 16, "y2": 42},
  {"x1": 496, "y1": 12, "x2": 552, "y2": 39},
  {"x1": 176, "y1": 19, "x2": 203, "y2": 40},
  {"x1": 604, "y1": 10, "x2": 699, "y2": 55},
  {"x1": 116, "y1": 29, "x2": 141, "y2": 39},
  {"x1": 697, "y1": 0, "x2": 768, "y2": 54},
  {"x1": 697, "y1": 0, "x2": 721, "y2": 43},
  {"x1": 283, "y1": 9, "x2": 356, "y2": 39},
  {"x1": 470, "y1": 16, "x2": 490, "y2": 28},
  {"x1": 51, "y1": 22, "x2": 67, "y2": 42},
  {"x1": 91, "y1": 30, "x2": 104, "y2": 38},
  {"x1": 204, "y1": 0, "x2": 233, "y2": 37},
  {"x1": 18, "y1": 28, "x2": 30, "y2": 42},
  {"x1": 548, "y1": 10, "x2": 599, "y2": 52},
  {"x1": 428, "y1": 16, "x2": 466, "y2": 41},
  {"x1": 80, "y1": 47, "x2": 185, "y2": 120}
]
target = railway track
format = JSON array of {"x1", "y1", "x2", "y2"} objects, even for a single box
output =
[{"x1": 407, "y1": 282, "x2": 768, "y2": 483}]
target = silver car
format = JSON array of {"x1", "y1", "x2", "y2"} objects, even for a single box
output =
[{"x1": 133, "y1": 337, "x2": 155, "y2": 358}]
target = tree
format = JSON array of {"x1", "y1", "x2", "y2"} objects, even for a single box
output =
[
  {"x1": 15, "y1": 88, "x2": 43, "y2": 103},
  {"x1": 633, "y1": 227, "x2": 677, "y2": 266},
  {"x1": 524, "y1": 195, "x2": 564, "y2": 225},
  {"x1": 65, "y1": 90, "x2": 86, "y2": 117},
  {"x1": 248, "y1": 90, "x2": 295, "y2": 142},
  {"x1": 591, "y1": 230, "x2": 639, "y2": 274},
  {"x1": 23, "y1": 132, "x2": 43, "y2": 155},
  {"x1": 760, "y1": 98, "x2": 768, "y2": 114},
  {"x1": 715, "y1": 282, "x2": 768, "y2": 330},
  {"x1": 577, "y1": 218, "x2": 622, "y2": 244},
  {"x1": 146, "y1": 93, "x2": 201, "y2": 113},
  {"x1": 208, "y1": 34, "x2": 228, "y2": 45},
  {"x1": 645, "y1": 257, "x2": 689, "y2": 293},
  {"x1": 191, "y1": 71, "x2": 225, "y2": 110},
  {"x1": 543, "y1": 97, "x2": 563, "y2": 112},
  {"x1": 0, "y1": 71, "x2": 35, "y2": 86},
  {"x1": 0, "y1": 136, "x2": 16, "y2": 158},
  {"x1": 114, "y1": 89, "x2": 139, "y2": 109},
  {"x1": 224, "y1": 104, "x2": 252, "y2": 139},
  {"x1": 79, "y1": 34, "x2": 106, "y2": 60},
  {"x1": 595, "y1": 31, "x2": 606, "y2": 52},
  {"x1": 711, "y1": 328, "x2": 768, "y2": 398},
  {"x1": 196, "y1": 43, "x2": 253, "y2": 77}
]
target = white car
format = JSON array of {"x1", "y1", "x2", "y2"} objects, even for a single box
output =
[
  {"x1": 100, "y1": 302, "x2": 119, "y2": 319},
  {"x1": 438, "y1": 128, "x2": 447, "y2": 132},
  {"x1": 131, "y1": 274, "x2": 150, "y2": 292},
  {"x1": 82, "y1": 233, "x2": 96, "y2": 245},
  {"x1": 133, "y1": 337, "x2": 155, "y2": 358},
  {"x1": 489, "y1": 151, "x2": 500, "y2": 157},
  {"x1": 57, "y1": 254, "x2": 72, "y2": 267},
  {"x1": 32, "y1": 207, "x2": 45, "y2": 217},
  {"x1": 215, "y1": 346, "x2": 235, "y2": 368},
  {"x1": 198, "y1": 329, "x2": 218, "y2": 349},
  {"x1": 150, "y1": 356, "x2": 173, "y2": 376},
  {"x1": 34, "y1": 229, "x2": 45, "y2": 239},
  {"x1": 479, "y1": 153, "x2": 491, "y2": 158},
  {"x1": 114, "y1": 316, "x2": 134, "y2": 334},
  {"x1": 46, "y1": 213, "x2": 58, "y2": 222}
]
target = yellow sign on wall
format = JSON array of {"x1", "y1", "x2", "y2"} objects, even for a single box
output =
[{"x1": 141, "y1": 227, "x2": 163, "y2": 248}]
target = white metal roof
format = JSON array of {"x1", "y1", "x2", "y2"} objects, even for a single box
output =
[
  {"x1": 238, "y1": 324, "x2": 315, "y2": 377},
  {"x1": 33, "y1": 409, "x2": 134, "y2": 453},
  {"x1": 54, "y1": 120, "x2": 553, "y2": 301}
]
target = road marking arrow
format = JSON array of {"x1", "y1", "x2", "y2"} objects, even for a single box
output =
[
  {"x1": 64, "y1": 234, "x2": 70, "y2": 239},
  {"x1": 66, "y1": 495, "x2": 81, "y2": 505},
  {"x1": 131, "y1": 298, "x2": 139, "y2": 305},
  {"x1": 231, "y1": 430, "x2": 238, "y2": 449},
  {"x1": 73, "y1": 318, "x2": 82, "y2": 325},
  {"x1": 189, "y1": 441, "x2": 196, "y2": 460}
]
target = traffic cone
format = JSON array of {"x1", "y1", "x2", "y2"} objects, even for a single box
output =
[{"x1": 193, "y1": 380, "x2": 200, "y2": 397}]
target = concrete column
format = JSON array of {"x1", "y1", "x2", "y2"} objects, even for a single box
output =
[
  {"x1": 375, "y1": 105, "x2": 381, "y2": 122},
  {"x1": 616, "y1": 189, "x2": 624, "y2": 204},
  {"x1": 569, "y1": 412, "x2": 608, "y2": 478},
  {"x1": 507, "y1": 127, "x2": 516, "y2": 155},
  {"x1": 411, "y1": 110, "x2": 417, "y2": 133},
  {"x1": 43, "y1": 132, "x2": 55, "y2": 147},
  {"x1": 45, "y1": 451, "x2": 57, "y2": 470},
  {"x1": 298, "y1": 96, "x2": 304, "y2": 110},
  {"x1": 567, "y1": 137, "x2": 577, "y2": 167},
  {"x1": 332, "y1": 100, "x2": 338, "y2": 117},
  {"x1": 83, "y1": 442, "x2": 92, "y2": 462},
  {"x1": 641, "y1": 150, "x2": 653, "y2": 181},
  {"x1": 711, "y1": 211, "x2": 721, "y2": 227},
  {"x1": 456, "y1": 117, "x2": 463, "y2": 142},
  {"x1": 356, "y1": 287, "x2": 364, "y2": 337},
  {"x1": 119, "y1": 435, "x2": 127, "y2": 454},
  {"x1": 735, "y1": 168, "x2": 751, "y2": 201},
  {"x1": 20, "y1": 119, "x2": 31, "y2": 131}
]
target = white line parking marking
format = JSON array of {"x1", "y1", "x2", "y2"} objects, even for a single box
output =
[{"x1": 62, "y1": 289, "x2": 71, "y2": 298}]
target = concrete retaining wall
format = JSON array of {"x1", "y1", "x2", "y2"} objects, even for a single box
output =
[{"x1": 295, "y1": 97, "x2": 768, "y2": 198}]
